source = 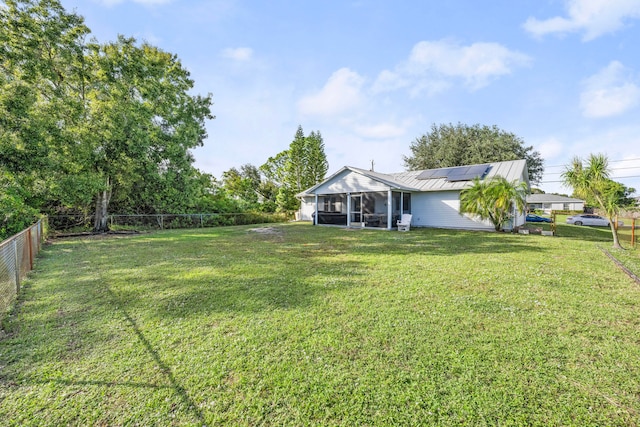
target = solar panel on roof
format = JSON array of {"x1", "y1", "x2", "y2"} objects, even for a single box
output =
[
  {"x1": 448, "y1": 164, "x2": 491, "y2": 181},
  {"x1": 416, "y1": 168, "x2": 449, "y2": 180},
  {"x1": 416, "y1": 164, "x2": 491, "y2": 182},
  {"x1": 446, "y1": 166, "x2": 468, "y2": 177}
]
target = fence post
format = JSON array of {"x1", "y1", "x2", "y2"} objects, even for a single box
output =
[
  {"x1": 200, "y1": 214, "x2": 203, "y2": 228},
  {"x1": 27, "y1": 229, "x2": 33, "y2": 270},
  {"x1": 13, "y1": 239, "x2": 20, "y2": 293}
]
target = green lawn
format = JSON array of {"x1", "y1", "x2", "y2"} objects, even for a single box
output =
[{"x1": 1, "y1": 223, "x2": 639, "y2": 426}]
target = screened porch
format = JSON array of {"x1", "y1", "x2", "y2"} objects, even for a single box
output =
[{"x1": 314, "y1": 191, "x2": 411, "y2": 229}]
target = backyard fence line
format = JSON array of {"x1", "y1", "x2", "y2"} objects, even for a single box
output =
[
  {"x1": 48, "y1": 212, "x2": 295, "y2": 232},
  {"x1": 0, "y1": 218, "x2": 47, "y2": 317}
]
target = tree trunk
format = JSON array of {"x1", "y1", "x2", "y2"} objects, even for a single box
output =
[
  {"x1": 93, "y1": 178, "x2": 111, "y2": 233},
  {"x1": 608, "y1": 217, "x2": 622, "y2": 249}
]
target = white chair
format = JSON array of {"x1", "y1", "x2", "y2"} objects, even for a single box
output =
[{"x1": 397, "y1": 214, "x2": 412, "y2": 232}]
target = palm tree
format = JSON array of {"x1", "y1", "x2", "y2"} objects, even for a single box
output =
[
  {"x1": 561, "y1": 154, "x2": 622, "y2": 249},
  {"x1": 460, "y1": 176, "x2": 528, "y2": 231}
]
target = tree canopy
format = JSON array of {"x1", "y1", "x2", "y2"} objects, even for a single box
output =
[
  {"x1": 404, "y1": 123, "x2": 544, "y2": 184},
  {"x1": 260, "y1": 125, "x2": 329, "y2": 212},
  {"x1": 0, "y1": 0, "x2": 214, "y2": 236},
  {"x1": 561, "y1": 154, "x2": 624, "y2": 248}
]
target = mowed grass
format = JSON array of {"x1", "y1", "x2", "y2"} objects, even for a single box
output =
[{"x1": 1, "y1": 223, "x2": 639, "y2": 426}]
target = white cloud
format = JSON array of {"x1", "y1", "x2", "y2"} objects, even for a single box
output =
[
  {"x1": 523, "y1": 0, "x2": 640, "y2": 41},
  {"x1": 373, "y1": 39, "x2": 531, "y2": 95},
  {"x1": 536, "y1": 137, "x2": 565, "y2": 161},
  {"x1": 221, "y1": 47, "x2": 253, "y2": 61},
  {"x1": 353, "y1": 122, "x2": 408, "y2": 139},
  {"x1": 580, "y1": 61, "x2": 640, "y2": 118},
  {"x1": 297, "y1": 68, "x2": 366, "y2": 116}
]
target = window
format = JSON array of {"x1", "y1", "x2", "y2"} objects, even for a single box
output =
[
  {"x1": 322, "y1": 196, "x2": 341, "y2": 212},
  {"x1": 403, "y1": 193, "x2": 411, "y2": 212}
]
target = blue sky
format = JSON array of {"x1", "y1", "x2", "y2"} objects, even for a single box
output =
[{"x1": 59, "y1": 0, "x2": 640, "y2": 195}]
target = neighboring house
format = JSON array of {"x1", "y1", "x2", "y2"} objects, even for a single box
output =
[
  {"x1": 526, "y1": 193, "x2": 584, "y2": 213},
  {"x1": 297, "y1": 159, "x2": 530, "y2": 231}
]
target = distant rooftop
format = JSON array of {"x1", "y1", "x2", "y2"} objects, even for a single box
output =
[{"x1": 526, "y1": 194, "x2": 583, "y2": 203}]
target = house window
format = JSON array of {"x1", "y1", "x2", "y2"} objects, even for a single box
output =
[
  {"x1": 403, "y1": 193, "x2": 411, "y2": 212},
  {"x1": 393, "y1": 192, "x2": 411, "y2": 212},
  {"x1": 322, "y1": 196, "x2": 341, "y2": 212}
]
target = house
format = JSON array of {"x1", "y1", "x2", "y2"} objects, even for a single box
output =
[
  {"x1": 526, "y1": 193, "x2": 584, "y2": 213},
  {"x1": 297, "y1": 159, "x2": 530, "y2": 231}
]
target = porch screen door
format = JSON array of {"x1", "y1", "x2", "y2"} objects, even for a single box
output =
[{"x1": 350, "y1": 194, "x2": 362, "y2": 223}]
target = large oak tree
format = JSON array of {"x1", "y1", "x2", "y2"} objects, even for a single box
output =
[
  {"x1": 0, "y1": 0, "x2": 214, "y2": 236},
  {"x1": 84, "y1": 36, "x2": 213, "y2": 231},
  {"x1": 404, "y1": 123, "x2": 544, "y2": 184}
]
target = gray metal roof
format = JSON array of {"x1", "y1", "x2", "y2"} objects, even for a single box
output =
[
  {"x1": 526, "y1": 193, "x2": 584, "y2": 203},
  {"x1": 389, "y1": 159, "x2": 528, "y2": 192},
  {"x1": 299, "y1": 159, "x2": 529, "y2": 195}
]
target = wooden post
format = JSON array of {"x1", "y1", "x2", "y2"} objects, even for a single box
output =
[
  {"x1": 13, "y1": 239, "x2": 20, "y2": 293},
  {"x1": 27, "y1": 229, "x2": 33, "y2": 270},
  {"x1": 632, "y1": 218, "x2": 636, "y2": 248}
]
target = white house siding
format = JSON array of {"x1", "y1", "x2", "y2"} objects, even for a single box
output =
[
  {"x1": 299, "y1": 196, "x2": 315, "y2": 221},
  {"x1": 410, "y1": 191, "x2": 494, "y2": 230},
  {"x1": 313, "y1": 169, "x2": 390, "y2": 195}
]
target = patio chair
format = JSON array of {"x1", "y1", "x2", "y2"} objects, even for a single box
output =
[{"x1": 397, "y1": 214, "x2": 412, "y2": 232}]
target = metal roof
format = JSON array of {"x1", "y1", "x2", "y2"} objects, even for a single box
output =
[
  {"x1": 389, "y1": 159, "x2": 529, "y2": 192},
  {"x1": 299, "y1": 159, "x2": 529, "y2": 196}
]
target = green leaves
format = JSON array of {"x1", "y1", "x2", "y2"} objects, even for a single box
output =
[
  {"x1": 561, "y1": 154, "x2": 625, "y2": 248},
  {"x1": 460, "y1": 176, "x2": 528, "y2": 231},
  {"x1": 1, "y1": 1, "x2": 214, "y2": 232},
  {"x1": 258, "y1": 125, "x2": 329, "y2": 212},
  {"x1": 404, "y1": 123, "x2": 544, "y2": 184}
]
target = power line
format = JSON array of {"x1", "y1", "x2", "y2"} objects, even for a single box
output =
[
  {"x1": 544, "y1": 165, "x2": 640, "y2": 176},
  {"x1": 545, "y1": 157, "x2": 640, "y2": 169},
  {"x1": 540, "y1": 175, "x2": 640, "y2": 184}
]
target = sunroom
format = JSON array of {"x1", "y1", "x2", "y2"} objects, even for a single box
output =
[
  {"x1": 298, "y1": 166, "x2": 416, "y2": 230},
  {"x1": 314, "y1": 191, "x2": 412, "y2": 229}
]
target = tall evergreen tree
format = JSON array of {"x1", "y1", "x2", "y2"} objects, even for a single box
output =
[
  {"x1": 285, "y1": 125, "x2": 308, "y2": 194},
  {"x1": 306, "y1": 130, "x2": 329, "y2": 188},
  {"x1": 274, "y1": 125, "x2": 329, "y2": 211}
]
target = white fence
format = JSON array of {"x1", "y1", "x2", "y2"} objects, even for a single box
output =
[{"x1": 0, "y1": 219, "x2": 46, "y2": 316}]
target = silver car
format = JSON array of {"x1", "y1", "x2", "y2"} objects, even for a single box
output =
[{"x1": 566, "y1": 214, "x2": 623, "y2": 227}]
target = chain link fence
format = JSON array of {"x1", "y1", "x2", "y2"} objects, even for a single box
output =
[
  {"x1": 0, "y1": 219, "x2": 46, "y2": 317},
  {"x1": 48, "y1": 212, "x2": 295, "y2": 233}
]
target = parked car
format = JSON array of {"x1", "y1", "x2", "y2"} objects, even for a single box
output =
[
  {"x1": 526, "y1": 214, "x2": 552, "y2": 223},
  {"x1": 566, "y1": 214, "x2": 624, "y2": 227}
]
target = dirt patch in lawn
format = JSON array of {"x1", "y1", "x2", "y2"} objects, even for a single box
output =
[{"x1": 247, "y1": 226, "x2": 282, "y2": 236}]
